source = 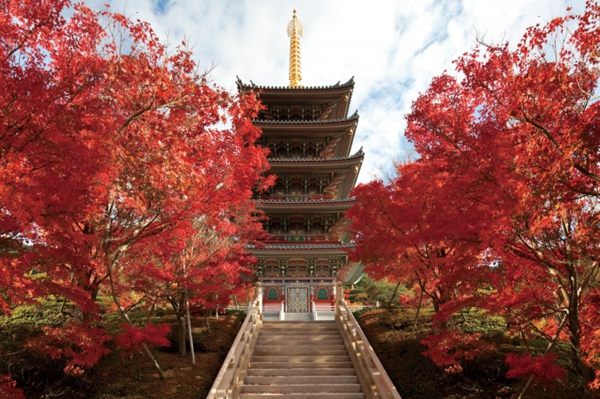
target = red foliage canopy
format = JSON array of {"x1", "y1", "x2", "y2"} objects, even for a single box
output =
[
  {"x1": 349, "y1": 0, "x2": 600, "y2": 390},
  {"x1": 0, "y1": 0, "x2": 271, "y2": 391}
]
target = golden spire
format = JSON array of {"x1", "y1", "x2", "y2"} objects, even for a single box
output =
[{"x1": 287, "y1": 10, "x2": 303, "y2": 87}]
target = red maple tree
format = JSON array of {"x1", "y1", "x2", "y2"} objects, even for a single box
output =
[
  {"x1": 1, "y1": 0, "x2": 270, "y2": 391},
  {"x1": 350, "y1": 1, "x2": 600, "y2": 392}
]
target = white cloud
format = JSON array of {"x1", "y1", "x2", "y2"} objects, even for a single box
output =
[{"x1": 86, "y1": 0, "x2": 584, "y2": 183}]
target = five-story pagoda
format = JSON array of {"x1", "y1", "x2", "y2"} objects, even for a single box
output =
[{"x1": 238, "y1": 10, "x2": 363, "y2": 315}]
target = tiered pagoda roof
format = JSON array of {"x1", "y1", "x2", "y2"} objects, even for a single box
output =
[
  {"x1": 238, "y1": 12, "x2": 363, "y2": 283},
  {"x1": 236, "y1": 77, "x2": 355, "y2": 121}
]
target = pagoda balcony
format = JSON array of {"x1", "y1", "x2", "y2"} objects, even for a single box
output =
[
  {"x1": 258, "y1": 197, "x2": 353, "y2": 204},
  {"x1": 259, "y1": 194, "x2": 330, "y2": 202},
  {"x1": 264, "y1": 235, "x2": 335, "y2": 243}
]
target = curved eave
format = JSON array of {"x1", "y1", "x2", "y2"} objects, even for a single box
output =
[
  {"x1": 256, "y1": 199, "x2": 355, "y2": 213},
  {"x1": 340, "y1": 151, "x2": 363, "y2": 198},
  {"x1": 248, "y1": 243, "x2": 354, "y2": 257},
  {"x1": 269, "y1": 149, "x2": 364, "y2": 170},
  {"x1": 257, "y1": 115, "x2": 359, "y2": 158},
  {"x1": 343, "y1": 262, "x2": 365, "y2": 285},
  {"x1": 255, "y1": 111, "x2": 358, "y2": 127},
  {"x1": 237, "y1": 76, "x2": 354, "y2": 92},
  {"x1": 237, "y1": 77, "x2": 354, "y2": 119}
]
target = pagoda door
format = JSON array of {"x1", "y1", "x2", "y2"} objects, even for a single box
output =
[{"x1": 287, "y1": 287, "x2": 308, "y2": 313}]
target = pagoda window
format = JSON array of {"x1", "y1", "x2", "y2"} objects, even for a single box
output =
[
  {"x1": 283, "y1": 177, "x2": 292, "y2": 194},
  {"x1": 317, "y1": 288, "x2": 329, "y2": 300},
  {"x1": 256, "y1": 259, "x2": 266, "y2": 277},
  {"x1": 289, "y1": 259, "x2": 306, "y2": 277},
  {"x1": 328, "y1": 257, "x2": 345, "y2": 277},
  {"x1": 304, "y1": 216, "x2": 313, "y2": 233},
  {"x1": 266, "y1": 105, "x2": 329, "y2": 121},
  {"x1": 316, "y1": 259, "x2": 329, "y2": 277},
  {"x1": 301, "y1": 141, "x2": 308, "y2": 157},
  {"x1": 312, "y1": 219, "x2": 324, "y2": 234},
  {"x1": 267, "y1": 288, "x2": 279, "y2": 300},
  {"x1": 301, "y1": 177, "x2": 310, "y2": 194},
  {"x1": 314, "y1": 139, "x2": 326, "y2": 157},
  {"x1": 266, "y1": 260, "x2": 279, "y2": 277},
  {"x1": 307, "y1": 259, "x2": 316, "y2": 276},
  {"x1": 261, "y1": 220, "x2": 271, "y2": 234},
  {"x1": 317, "y1": 176, "x2": 330, "y2": 194},
  {"x1": 291, "y1": 176, "x2": 302, "y2": 193},
  {"x1": 281, "y1": 216, "x2": 290, "y2": 233},
  {"x1": 278, "y1": 259, "x2": 288, "y2": 276},
  {"x1": 290, "y1": 216, "x2": 304, "y2": 232}
]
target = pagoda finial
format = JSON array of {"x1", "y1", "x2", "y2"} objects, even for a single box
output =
[{"x1": 287, "y1": 10, "x2": 303, "y2": 87}]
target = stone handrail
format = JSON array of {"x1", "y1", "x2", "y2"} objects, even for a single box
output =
[
  {"x1": 207, "y1": 284, "x2": 263, "y2": 399},
  {"x1": 335, "y1": 282, "x2": 402, "y2": 399}
]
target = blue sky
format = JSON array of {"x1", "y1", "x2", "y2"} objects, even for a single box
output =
[{"x1": 86, "y1": 0, "x2": 583, "y2": 183}]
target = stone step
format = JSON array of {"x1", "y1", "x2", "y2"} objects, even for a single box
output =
[
  {"x1": 239, "y1": 319, "x2": 363, "y2": 397},
  {"x1": 249, "y1": 361, "x2": 353, "y2": 369},
  {"x1": 246, "y1": 367, "x2": 356, "y2": 377},
  {"x1": 241, "y1": 384, "x2": 362, "y2": 394},
  {"x1": 239, "y1": 394, "x2": 364, "y2": 399},
  {"x1": 260, "y1": 327, "x2": 333, "y2": 331},
  {"x1": 256, "y1": 335, "x2": 343, "y2": 341},
  {"x1": 259, "y1": 328, "x2": 339, "y2": 334},
  {"x1": 250, "y1": 355, "x2": 350, "y2": 362},
  {"x1": 244, "y1": 375, "x2": 358, "y2": 385},
  {"x1": 262, "y1": 321, "x2": 336, "y2": 325},
  {"x1": 262, "y1": 321, "x2": 336, "y2": 327},
  {"x1": 253, "y1": 348, "x2": 348, "y2": 356},
  {"x1": 283, "y1": 313, "x2": 313, "y2": 320},
  {"x1": 255, "y1": 341, "x2": 344, "y2": 347},
  {"x1": 246, "y1": 368, "x2": 356, "y2": 376},
  {"x1": 254, "y1": 344, "x2": 347, "y2": 351},
  {"x1": 260, "y1": 329, "x2": 338, "y2": 334}
]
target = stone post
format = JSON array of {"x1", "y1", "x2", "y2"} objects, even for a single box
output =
[
  {"x1": 255, "y1": 282, "x2": 263, "y2": 314},
  {"x1": 335, "y1": 281, "x2": 343, "y2": 316}
]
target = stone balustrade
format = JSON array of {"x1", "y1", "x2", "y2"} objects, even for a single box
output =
[
  {"x1": 335, "y1": 281, "x2": 402, "y2": 399},
  {"x1": 208, "y1": 281, "x2": 401, "y2": 398},
  {"x1": 207, "y1": 283, "x2": 263, "y2": 399}
]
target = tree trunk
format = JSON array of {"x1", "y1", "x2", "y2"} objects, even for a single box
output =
[
  {"x1": 185, "y1": 296, "x2": 195, "y2": 364},
  {"x1": 203, "y1": 311, "x2": 211, "y2": 333},
  {"x1": 178, "y1": 315, "x2": 187, "y2": 357},
  {"x1": 412, "y1": 289, "x2": 424, "y2": 338},
  {"x1": 122, "y1": 311, "x2": 167, "y2": 380},
  {"x1": 518, "y1": 313, "x2": 568, "y2": 399},
  {"x1": 387, "y1": 282, "x2": 402, "y2": 307},
  {"x1": 108, "y1": 268, "x2": 166, "y2": 379},
  {"x1": 568, "y1": 308, "x2": 594, "y2": 394},
  {"x1": 91, "y1": 286, "x2": 99, "y2": 302}
]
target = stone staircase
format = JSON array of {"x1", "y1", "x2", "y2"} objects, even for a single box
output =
[
  {"x1": 239, "y1": 320, "x2": 364, "y2": 398},
  {"x1": 283, "y1": 312, "x2": 312, "y2": 321}
]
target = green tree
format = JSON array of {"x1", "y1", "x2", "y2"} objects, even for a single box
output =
[{"x1": 349, "y1": 275, "x2": 407, "y2": 306}]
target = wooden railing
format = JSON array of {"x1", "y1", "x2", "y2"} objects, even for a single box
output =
[
  {"x1": 207, "y1": 283, "x2": 263, "y2": 399},
  {"x1": 335, "y1": 282, "x2": 402, "y2": 399}
]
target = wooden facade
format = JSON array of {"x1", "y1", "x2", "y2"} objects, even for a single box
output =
[{"x1": 238, "y1": 77, "x2": 363, "y2": 313}]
